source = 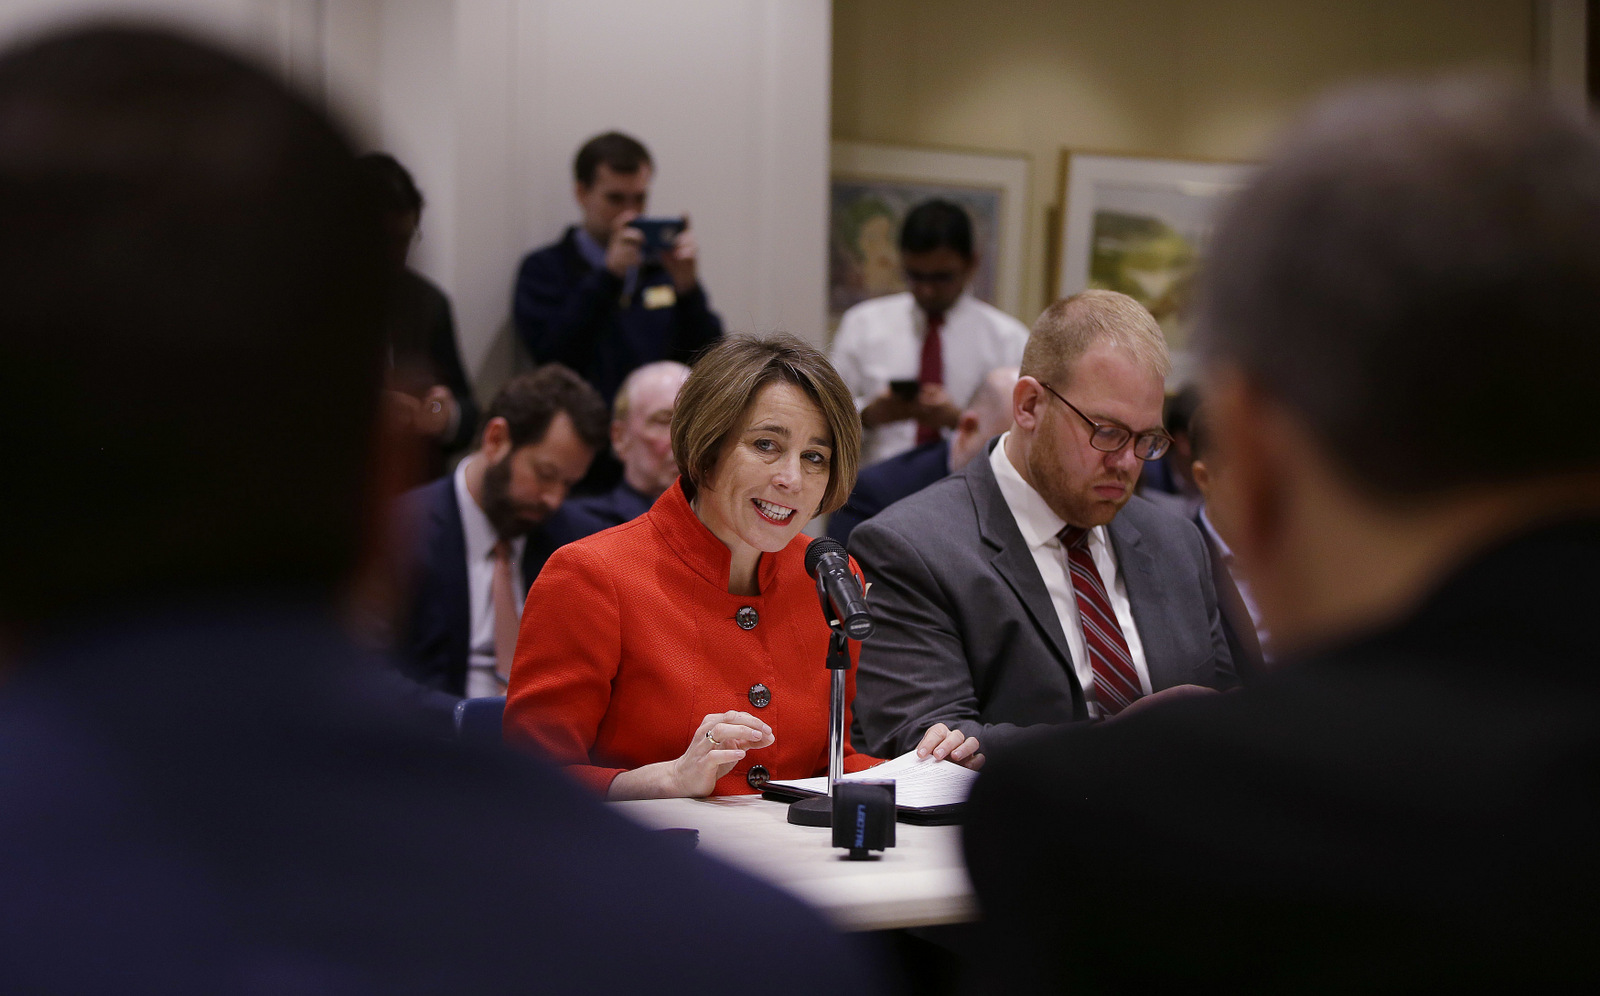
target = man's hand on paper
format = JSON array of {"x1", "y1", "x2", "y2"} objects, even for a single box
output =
[{"x1": 913, "y1": 723, "x2": 984, "y2": 771}]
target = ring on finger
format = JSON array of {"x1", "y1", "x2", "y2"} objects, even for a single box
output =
[{"x1": 705, "y1": 731, "x2": 722, "y2": 746}]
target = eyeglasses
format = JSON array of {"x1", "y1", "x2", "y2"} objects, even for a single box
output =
[{"x1": 1037, "y1": 381, "x2": 1173, "y2": 461}]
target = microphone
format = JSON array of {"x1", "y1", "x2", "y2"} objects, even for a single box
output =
[{"x1": 805, "y1": 537, "x2": 874, "y2": 641}]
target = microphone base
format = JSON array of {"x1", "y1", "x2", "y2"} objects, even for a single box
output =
[{"x1": 786, "y1": 796, "x2": 833, "y2": 827}]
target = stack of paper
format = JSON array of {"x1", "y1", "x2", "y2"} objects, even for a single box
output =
[{"x1": 765, "y1": 750, "x2": 979, "y2": 809}]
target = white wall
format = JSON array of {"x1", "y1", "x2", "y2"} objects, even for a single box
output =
[
  {"x1": 0, "y1": 0, "x2": 323, "y2": 88},
  {"x1": 2, "y1": 0, "x2": 834, "y2": 398},
  {"x1": 324, "y1": 0, "x2": 834, "y2": 396}
]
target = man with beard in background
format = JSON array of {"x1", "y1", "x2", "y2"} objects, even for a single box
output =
[{"x1": 396, "y1": 365, "x2": 608, "y2": 698}]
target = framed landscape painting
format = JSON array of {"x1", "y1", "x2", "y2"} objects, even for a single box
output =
[
  {"x1": 1055, "y1": 152, "x2": 1253, "y2": 375},
  {"x1": 829, "y1": 141, "x2": 1028, "y2": 327}
]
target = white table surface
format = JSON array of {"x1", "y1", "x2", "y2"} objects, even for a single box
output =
[{"x1": 611, "y1": 794, "x2": 978, "y2": 932}]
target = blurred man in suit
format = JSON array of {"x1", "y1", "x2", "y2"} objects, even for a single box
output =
[
  {"x1": 850, "y1": 290, "x2": 1235, "y2": 758},
  {"x1": 966, "y1": 79, "x2": 1600, "y2": 991},
  {"x1": 0, "y1": 25, "x2": 879, "y2": 994},
  {"x1": 1136, "y1": 382, "x2": 1204, "y2": 514},
  {"x1": 827, "y1": 365, "x2": 1017, "y2": 546},
  {"x1": 396, "y1": 365, "x2": 608, "y2": 698},
  {"x1": 1187, "y1": 403, "x2": 1269, "y2": 683},
  {"x1": 513, "y1": 131, "x2": 722, "y2": 409},
  {"x1": 359, "y1": 151, "x2": 479, "y2": 481},
  {"x1": 554, "y1": 359, "x2": 690, "y2": 540}
]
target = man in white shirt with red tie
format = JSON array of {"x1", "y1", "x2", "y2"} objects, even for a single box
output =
[{"x1": 830, "y1": 200, "x2": 1030, "y2": 466}]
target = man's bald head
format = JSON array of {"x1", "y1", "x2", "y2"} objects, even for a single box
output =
[
  {"x1": 950, "y1": 366, "x2": 1020, "y2": 472},
  {"x1": 612, "y1": 361, "x2": 691, "y2": 498}
]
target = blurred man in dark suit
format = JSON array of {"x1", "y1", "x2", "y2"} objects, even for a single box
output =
[
  {"x1": 966, "y1": 79, "x2": 1600, "y2": 991},
  {"x1": 0, "y1": 25, "x2": 879, "y2": 994},
  {"x1": 1186, "y1": 403, "x2": 1269, "y2": 683},
  {"x1": 359, "y1": 151, "x2": 479, "y2": 481},
  {"x1": 513, "y1": 131, "x2": 722, "y2": 409}
]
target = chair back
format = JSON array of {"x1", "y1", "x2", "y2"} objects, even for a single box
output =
[{"x1": 453, "y1": 695, "x2": 506, "y2": 749}]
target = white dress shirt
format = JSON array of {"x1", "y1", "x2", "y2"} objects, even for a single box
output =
[
  {"x1": 989, "y1": 435, "x2": 1152, "y2": 718},
  {"x1": 831, "y1": 292, "x2": 1030, "y2": 465},
  {"x1": 454, "y1": 457, "x2": 526, "y2": 699}
]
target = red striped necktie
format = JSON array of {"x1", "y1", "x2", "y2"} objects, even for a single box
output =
[
  {"x1": 915, "y1": 313, "x2": 944, "y2": 446},
  {"x1": 1059, "y1": 526, "x2": 1142, "y2": 716}
]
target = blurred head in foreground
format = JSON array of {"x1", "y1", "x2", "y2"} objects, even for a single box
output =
[
  {"x1": 0, "y1": 24, "x2": 387, "y2": 636},
  {"x1": 1193, "y1": 77, "x2": 1600, "y2": 655}
]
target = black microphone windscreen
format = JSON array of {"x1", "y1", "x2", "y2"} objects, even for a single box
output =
[{"x1": 805, "y1": 536, "x2": 847, "y2": 578}]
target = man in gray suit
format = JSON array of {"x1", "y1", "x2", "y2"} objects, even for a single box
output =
[{"x1": 850, "y1": 289, "x2": 1236, "y2": 757}]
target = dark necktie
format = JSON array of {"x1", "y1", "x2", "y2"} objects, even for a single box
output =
[
  {"x1": 1059, "y1": 526, "x2": 1142, "y2": 715},
  {"x1": 915, "y1": 313, "x2": 944, "y2": 445}
]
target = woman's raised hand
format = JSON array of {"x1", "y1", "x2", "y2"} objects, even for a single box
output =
[
  {"x1": 606, "y1": 710, "x2": 774, "y2": 801},
  {"x1": 668, "y1": 711, "x2": 775, "y2": 798}
]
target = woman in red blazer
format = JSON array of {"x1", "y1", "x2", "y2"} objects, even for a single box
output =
[{"x1": 504, "y1": 334, "x2": 982, "y2": 798}]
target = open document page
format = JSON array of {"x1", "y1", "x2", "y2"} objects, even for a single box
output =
[{"x1": 765, "y1": 749, "x2": 979, "y2": 809}]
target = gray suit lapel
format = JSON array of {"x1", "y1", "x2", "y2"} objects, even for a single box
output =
[
  {"x1": 966, "y1": 455, "x2": 1076, "y2": 674},
  {"x1": 1202, "y1": 525, "x2": 1264, "y2": 676},
  {"x1": 1109, "y1": 504, "x2": 1184, "y2": 691}
]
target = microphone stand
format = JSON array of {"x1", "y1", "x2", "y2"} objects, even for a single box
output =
[{"x1": 786, "y1": 579, "x2": 855, "y2": 827}]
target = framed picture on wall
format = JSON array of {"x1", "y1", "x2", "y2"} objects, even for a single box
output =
[
  {"x1": 829, "y1": 141, "x2": 1029, "y2": 329},
  {"x1": 1054, "y1": 152, "x2": 1254, "y2": 376}
]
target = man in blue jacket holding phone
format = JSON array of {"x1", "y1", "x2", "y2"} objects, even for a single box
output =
[{"x1": 513, "y1": 131, "x2": 723, "y2": 409}]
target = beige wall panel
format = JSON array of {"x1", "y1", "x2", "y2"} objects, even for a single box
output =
[{"x1": 833, "y1": 0, "x2": 1536, "y2": 320}]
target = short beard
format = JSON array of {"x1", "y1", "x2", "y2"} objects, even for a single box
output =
[{"x1": 479, "y1": 455, "x2": 533, "y2": 541}]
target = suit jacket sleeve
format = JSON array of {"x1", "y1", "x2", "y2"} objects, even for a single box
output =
[
  {"x1": 850, "y1": 514, "x2": 1045, "y2": 758},
  {"x1": 502, "y1": 541, "x2": 627, "y2": 793},
  {"x1": 426, "y1": 291, "x2": 479, "y2": 453},
  {"x1": 1113, "y1": 500, "x2": 1239, "y2": 695},
  {"x1": 511, "y1": 246, "x2": 624, "y2": 373},
  {"x1": 825, "y1": 491, "x2": 874, "y2": 547},
  {"x1": 1194, "y1": 528, "x2": 1242, "y2": 690}
]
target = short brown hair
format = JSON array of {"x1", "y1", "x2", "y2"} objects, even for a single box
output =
[
  {"x1": 671, "y1": 333, "x2": 860, "y2": 515},
  {"x1": 1196, "y1": 78, "x2": 1600, "y2": 496},
  {"x1": 1023, "y1": 289, "x2": 1170, "y2": 387},
  {"x1": 485, "y1": 364, "x2": 609, "y2": 453},
  {"x1": 573, "y1": 131, "x2": 652, "y2": 187}
]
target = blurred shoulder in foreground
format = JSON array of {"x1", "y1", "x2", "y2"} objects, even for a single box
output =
[
  {"x1": 0, "y1": 24, "x2": 879, "y2": 994},
  {"x1": 965, "y1": 77, "x2": 1600, "y2": 992}
]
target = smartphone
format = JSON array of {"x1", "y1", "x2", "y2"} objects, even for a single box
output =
[
  {"x1": 631, "y1": 217, "x2": 685, "y2": 258},
  {"x1": 889, "y1": 379, "x2": 920, "y2": 402}
]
